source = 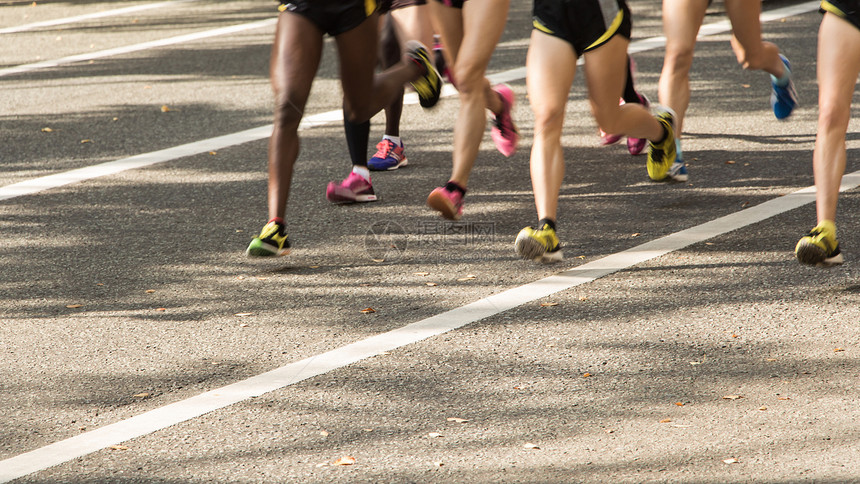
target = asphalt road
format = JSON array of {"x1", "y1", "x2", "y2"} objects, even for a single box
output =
[{"x1": 2, "y1": 1, "x2": 859, "y2": 482}]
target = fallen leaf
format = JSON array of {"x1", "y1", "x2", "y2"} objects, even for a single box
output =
[
  {"x1": 161, "y1": 105, "x2": 171, "y2": 112},
  {"x1": 741, "y1": 202, "x2": 750, "y2": 208},
  {"x1": 145, "y1": 289, "x2": 156, "y2": 294},
  {"x1": 675, "y1": 402, "x2": 685, "y2": 407},
  {"x1": 723, "y1": 458, "x2": 739, "y2": 464},
  {"x1": 732, "y1": 334, "x2": 740, "y2": 338},
  {"x1": 239, "y1": 323, "x2": 249, "y2": 328},
  {"x1": 659, "y1": 418, "x2": 672, "y2": 423},
  {"x1": 112, "y1": 117, "x2": 119, "y2": 121},
  {"x1": 209, "y1": 151, "x2": 217, "y2": 155},
  {"x1": 540, "y1": 302, "x2": 558, "y2": 307},
  {"x1": 109, "y1": 445, "x2": 129, "y2": 451},
  {"x1": 742, "y1": 84, "x2": 751, "y2": 88},
  {"x1": 156, "y1": 308, "x2": 166, "y2": 311},
  {"x1": 66, "y1": 304, "x2": 83, "y2": 308},
  {"x1": 133, "y1": 392, "x2": 150, "y2": 398},
  {"x1": 80, "y1": 139, "x2": 92, "y2": 144},
  {"x1": 96, "y1": 283, "x2": 104, "y2": 286},
  {"x1": 319, "y1": 431, "x2": 329, "y2": 437},
  {"x1": 426, "y1": 282, "x2": 438, "y2": 287},
  {"x1": 577, "y1": 255, "x2": 586, "y2": 259},
  {"x1": 759, "y1": 406, "x2": 768, "y2": 411},
  {"x1": 631, "y1": 232, "x2": 641, "y2": 237},
  {"x1": 360, "y1": 307, "x2": 376, "y2": 313},
  {"x1": 723, "y1": 395, "x2": 743, "y2": 400},
  {"x1": 447, "y1": 417, "x2": 469, "y2": 423},
  {"x1": 834, "y1": 348, "x2": 845, "y2": 352},
  {"x1": 778, "y1": 397, "x2": 791, "y2": 401},
  {"x1": 414, "y1": 272, "x2": 430, "y2": 276},
  {"x1": 604, "y1": 429, "x2": 615, "y2": 434},
  {"x1": 41, "y1": 127, "x2": 53, "y2": 132},
  {"x1": 333, "y1": 456, "x2": 355, "y2": 466},
  {"x1": 523, "y1": 443, "x2": 540, "y2": 450},
  {"x1": 766, "y1": 358, "x2": 778, "y2": 362},
  {"x1": 579, "y1": 296, "x2": 588, "y2": 301},
  {"x1": 582, "y1": 373, "x2": 592, "y2": 378},
  {"x1": 362, "y1": 428, "x2": 374, "y2": 432},
  {"x1": 726, "y1": 160, "x2": 736, "y2": 165},
  {"x1": 372, "y1": 258, "x2": 385, "y2": 263},
  {"x1": 428, "y1": 432, "x2": 443, "y2": 438}
]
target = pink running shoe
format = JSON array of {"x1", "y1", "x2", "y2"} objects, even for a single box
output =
[
  {"x1": 599, "y1": 128, "x2": 622, "y2": 145},
  {"x1": 326, "y1": 172, "x2": 378, "y2": 203},
  {"x1": 490, "y1": 84, "x2": 518, "y2": 157},
  {"x1": 426, "y1": 186, "x2": 464, "y2": 220},
  {"x1": 626, "y1": 93, "x2": 650, "y2": 155}
]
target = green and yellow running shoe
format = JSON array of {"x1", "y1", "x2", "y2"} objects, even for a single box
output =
[
  {"x1": 246, "y1": 220, "x2": 290, "y2": 257},
  {"x1": 405, "y1": 40, "x2": 443, "y2": 108},
  {"x1": 795, "y1": 220, "x2": 843, "y2": 266},
  {"x1": 515, "y1": 223, "x2": 562, "y2": 263},
  {"x1": 647, "y1": 106, "x2": 678, "y2": 181}
]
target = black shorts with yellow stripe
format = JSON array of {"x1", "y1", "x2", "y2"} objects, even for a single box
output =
[
  {"x1": 533, "y1": 0, "x2": 632, "y2": 57},
  {"x1": 278, "y1": 0, "x2": 378, "y2": 36},
  {"x1": 821, "y1": 0, "x2": 860, "y2": 31},
  {"x1": 379, "y1": 0, "x2": 427, "y2": 14}
]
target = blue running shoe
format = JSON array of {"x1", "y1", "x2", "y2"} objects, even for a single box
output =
[
  {"x1": 771, "y1": 54, "x2": 798, "y2": 120},
  {"x1": 368, "y1": 138, "x2": 408, "y2": 171},
  {"x1": 668, "y1": 159, "x2": 688, "y2": 182}
]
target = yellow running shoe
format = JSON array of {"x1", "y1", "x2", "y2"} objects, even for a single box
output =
[
  {"x1": 515, "y1": 223, "x2": 562, "y2": 263},
  {"x1": 795, "y1": 220, "x2": 843, "y2": 266},
  {"x1": 405, "y1": 40, "x2": 443, "y2": 108},
  {"x1": 647, "y1": 106, "x2": 677, "y2": 181},
  {"x1": 246, "y1": 220, "x2": 290, "y2": 257}
]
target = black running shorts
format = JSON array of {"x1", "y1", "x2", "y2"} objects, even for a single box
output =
[
  {"x1": 379, "y1": 0, "x2": 427, "y2": 14},
  {"x1": 533, "y1": 0, "x2": 632, "y2": 57},
  {"x1": 278, "y1": 0, "x2": 378, "y2": 36},
  {"x1": 432, "y1": 0, "x2": 466, "y2": 8},
  {"x1": 821, "y1": 0, "x2": 860, "y2": 31}
]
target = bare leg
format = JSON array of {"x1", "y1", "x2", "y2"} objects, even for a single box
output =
[
  {"x1": 584, "y1": 35, "x2": 664, "y2": 143},
  {"x1": 658, "y1": 0, "x2": 708, "y2": 139},
  {"x1": 526, "y1": 31, "x2": 576, "y2": 223},
  {"x1": 725, "y1": 0, "x2": 785, "y2": 78},
  {"x1": 267, "y1": 13, "x2": 324, "y2": 220},
  {"x1": 430, "y1": 0, "x2": 509, "y2": 188},
  {"x1": 814, "y1": 13, "x2": 860, "y2": 224}
]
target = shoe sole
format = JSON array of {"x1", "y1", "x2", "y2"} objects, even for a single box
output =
[
  {"x1": 796, "y1": 241, "x2": 844, "y2": 266},
  {"x1": 368, "y1": 157, "x2": 408, "y2": 171},
  {"x1": 246, "y1": 240, "x2": 290, "y2": 257},
  {"x1": 326, "y1": 187, "x2": 378, "y2": 204},
  {"x1": 515, "y1": 233, "x2": 563, "y2": 263},
  {"x1": 426, "y1": 190, "x2": 461, "y2": 220}
]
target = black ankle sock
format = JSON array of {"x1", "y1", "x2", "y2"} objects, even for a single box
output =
[
  {"x1": 538, "y1": 218, "x2": 556, "y2": 231},
  {"x1": 622, "y1": 56, "x2": 640, "y2": 104},
  {"x1": 445, "y1": 181, "x2": 466, "y2": 196},
  {"x1": 343, "y1": 117, "x2": 370, "y2": 166}
]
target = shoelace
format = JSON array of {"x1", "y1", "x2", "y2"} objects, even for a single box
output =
[{"x1": 374, "y1": 140, "x2": 394, "y2": 158}]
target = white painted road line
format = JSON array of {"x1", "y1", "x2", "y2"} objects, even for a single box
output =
[
  {"x1": 0, "y1": 1, "x2": 821, "y2": 202},
  {"x1": 0, "y1": 17, "x2": 277, "y2": 78},
  {"x1": 2, "y1": 171, "x2": 858, "y2": 483},
  {"x1": 0, "y1": 0, "x2": 198, "y2": 35}
]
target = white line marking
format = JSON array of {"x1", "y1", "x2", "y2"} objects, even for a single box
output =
[
  {"x1": 0, "y1": 3, "x2": 828, "y2": 480},
  {"x1": 0, "y1": 0, "x2": 198, "y2": 35},
  {"x1": 0, "y1": 17, "x2": 276, "y2": 78},
  {"x1": 2, "y1": 171, "x2": 857, "y2": 483}
]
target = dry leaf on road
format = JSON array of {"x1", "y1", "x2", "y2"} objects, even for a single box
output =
[{"x1": 333, "y1": 456, "x2": 356, "y2": 466}]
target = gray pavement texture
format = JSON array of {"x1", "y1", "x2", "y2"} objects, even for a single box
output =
[{"x1": 2, "y1": 0, "x2": 859, "y2": 482}]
